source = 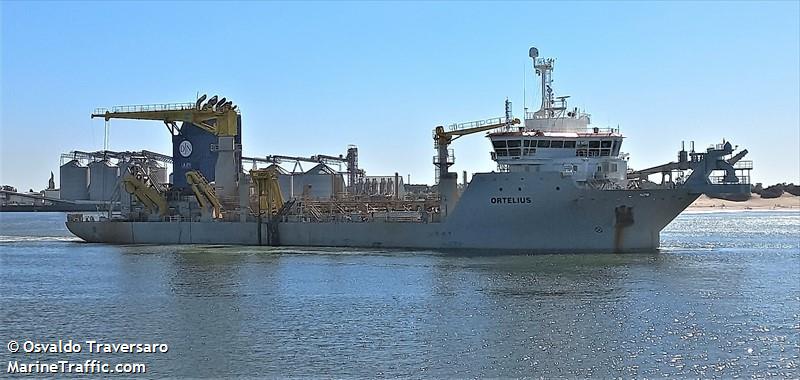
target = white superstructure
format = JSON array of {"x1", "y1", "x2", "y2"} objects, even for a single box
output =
[{"x1": 488, "y1": 47, "x2": 627, "y2": 186}]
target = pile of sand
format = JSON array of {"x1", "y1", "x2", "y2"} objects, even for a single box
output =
[{"x1": 688, "y1": 193, "x2": 800, "y2": 211}]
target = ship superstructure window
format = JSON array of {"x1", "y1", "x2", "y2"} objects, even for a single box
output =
[
  {"x1": 612, "y1": 140, "x2": 621, "y2": 156},
  {"x1": 523, "y1": 148, "x2": 536, "y2": 156},
  {"x1": 589, "y1": 140, "x2": 601, "y2": 148},
  {"x1": 523, "y1": 140, "x2": 531, "y2": 147},
  {"x1": 537, "y1": 140, "x2": 550, "y2": 148},
  {"x1": 492, "y1": 140, "x2": 506, "y2": 149},
  {"x1": 496, "y1": 149, "x2": 508, "y2": 157},
  {"x1": 507, "y1": 140, "x2": 521, "y2": 148},
  {"x1": 508, "y1": 148, "x2": 521, "y2": 156},
  {"x1": 551, "y1": 140, "x2": 564, "y2": 148},
  {"x1": 564, "y1": 141, "x2": 576, "y2": 148},
  {"x1": 577, "y1": 140, "x2": 588, "y2": 148}
]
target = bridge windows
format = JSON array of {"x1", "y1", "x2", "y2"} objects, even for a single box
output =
[{"x1": 494, "y1": 137, "x2": 618, "y2": 159}]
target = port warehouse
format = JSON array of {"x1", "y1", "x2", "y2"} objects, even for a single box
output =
[{"x1": 53, "y1": 124, "x2": 410, "y2": 205}]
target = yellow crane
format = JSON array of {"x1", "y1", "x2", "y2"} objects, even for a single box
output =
[
  {"x1": 90, "y1": 94, "x2": 239, "y2": 137},
  {"x1": 121, "y1": 171, "x2": 169, "y2": 217},
  {"x1": 92, "y1": 94, "x2": 243, "y2": 208},
  {"x1": 432, "y1": 105, "x2": 520, "y2": 217},
  {"x1": 250, "y1": 167, "x2": 285, "y2": 216},
  {"x1": 185, "y1": 170, "x2": 223, "y2": 219},
  {"x1": 433, "y1": 116, "x2": 520, "y2": 180}
]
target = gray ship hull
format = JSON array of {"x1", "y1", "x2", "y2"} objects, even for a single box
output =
[{"x1": 66, "y1": 172, "x2": 699, "y2": 252}]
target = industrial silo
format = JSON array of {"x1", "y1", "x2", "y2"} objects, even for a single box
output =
[
  {"x1": 59, "y1": 160, "x2": 89, "y2": 200},
  {"x1": 148, "y1": 165, "x2": 168, "y2": 185},
  {"x1": 302, "y1": 164, "x2": 343, "y2": 199},
  {"x1": 116, "y1": 161, "x2": 133, "y2": 213},
  {"x1": 88, "y1": 160, "x2": 119, "y2": 201}
]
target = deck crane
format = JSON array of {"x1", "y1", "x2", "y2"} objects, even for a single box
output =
[
  {"x1": 185, "y1": 170, "x2": 223, "y2": 220},
  {"x1": 91, "y1": 95, "x2": 243, "y2": 216},
  {"x1": 250, "y1": 166, "x2": 286, "y2": 245},
  {"x1": 120, "y1": 167, "x2": 169, "y2": 218},
  {"x1": 433, "y1": 103, "x2": 521, "y2": 217},
  {"x1": 91, "y1": 95, "x2": 239, "y2": 137}
]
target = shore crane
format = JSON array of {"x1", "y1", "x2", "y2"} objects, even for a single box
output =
[{"x1": 433, "y1": 102, "x2": 521, "y2": 217}]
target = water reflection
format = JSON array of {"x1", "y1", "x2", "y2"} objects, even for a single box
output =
[{"x1": 0, "y1": 212, "x2": 797, "y2": 377}]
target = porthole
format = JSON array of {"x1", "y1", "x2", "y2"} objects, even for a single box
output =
[
  {"x1": 518, "y1": 187, "x2": 522, "y2": 191},
  {"x1": 556, "y1": 186, "x2": 560, "y2": 191},
  {"x1": 499, "y1": 187, "x2": 503, "y2": 192}
]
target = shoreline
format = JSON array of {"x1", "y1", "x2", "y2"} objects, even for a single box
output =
[{"x1": 686, "y1": 193, "x2": 799, "y2": 213}]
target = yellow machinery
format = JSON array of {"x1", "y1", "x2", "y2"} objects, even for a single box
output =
[
  {"x1": 250, "y1": 167, "x2": 285, "y2": 216},
  {"x1": 432, "y1": 111, "x2": 520, "y2": 217},
  {"x1": 92, "y1": 95, "x2": 243, "y2": 212},
  {"x1": 91, "y1": 94, "x2": 239, "y2": 137},
  {"x1": 121, "y1": 172, "x2": 168, "y2": 217},
  {"x1": 185, "y1": 170, "x2": 223, "y2": 219},
  {"x1": 433, "y1": 118, "x2": 521, "y2": 156}
]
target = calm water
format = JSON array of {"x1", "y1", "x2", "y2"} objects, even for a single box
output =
[{"x1": 1, "y1": 211, "x2": 798, "y2": 378}]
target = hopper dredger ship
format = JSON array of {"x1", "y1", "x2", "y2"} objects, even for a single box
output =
[{"x1": 66, "y1": 47, "x2": 752, "y2": 252}]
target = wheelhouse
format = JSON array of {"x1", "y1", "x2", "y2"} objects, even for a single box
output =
[{"x1": 489, "y1": 130, "x2": 624, "y2": 160}]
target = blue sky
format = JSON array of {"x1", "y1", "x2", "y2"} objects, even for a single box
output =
[{"x1": 2, "y1": 1, "x2": 798, "y2": 192}]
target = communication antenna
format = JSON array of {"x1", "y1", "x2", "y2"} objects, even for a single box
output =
[
  {"x1": 523, "y1": 62, "x2": 527, "y2": 115},
  {"x1": 525, "y1": 47, "x2": 539, "y2": 118}
]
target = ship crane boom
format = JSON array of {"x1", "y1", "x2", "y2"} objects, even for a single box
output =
[
  {"x1": 432, "y1": 112, "x2": 521, "y2": 219},
  {"x1": 90, "y1": 95, "x2": 244, "y2": 213},
  {"x1": 433, "y1": 117, "x2": 521, "y2": 175},
  {"x1": 90, "y1": 98, "x2": 239, "y2": 137}
]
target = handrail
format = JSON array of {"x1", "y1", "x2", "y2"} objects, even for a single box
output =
[
  {"x1": 110, "y1": 102, "x2": 197, "y2": 113},
  {"x1": 447, "y1": 117, "x2": 505, "y2": 132}
]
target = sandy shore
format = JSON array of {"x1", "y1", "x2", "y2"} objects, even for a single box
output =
[{"x1": 687, "y1": 193, "x2": 800, "y2": 212}]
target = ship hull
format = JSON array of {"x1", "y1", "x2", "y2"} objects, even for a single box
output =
[{"x1": 66, "y1": 172, "x2": 699, "y2": 252}]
